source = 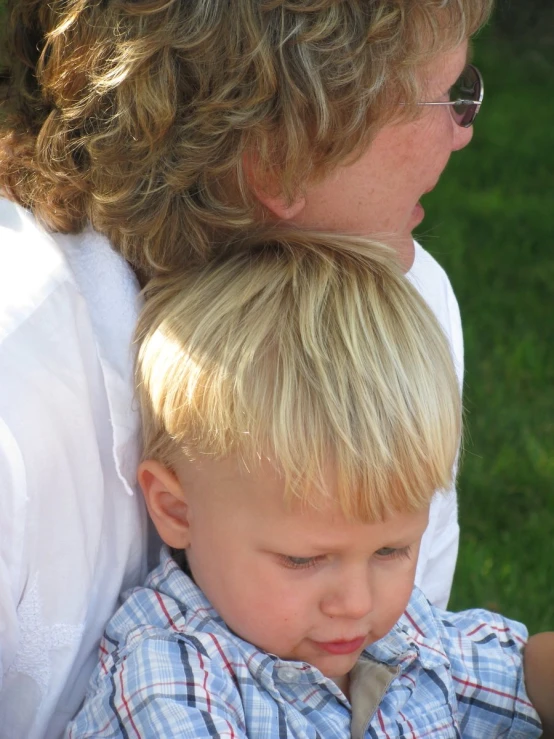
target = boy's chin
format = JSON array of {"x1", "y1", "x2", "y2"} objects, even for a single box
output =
[{"x1": 310, "y1": 649, "x2": 365, "y2": 680}]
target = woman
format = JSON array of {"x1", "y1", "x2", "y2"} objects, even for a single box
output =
[{"x1": 0, "y1": 1, "x2": 492, "y2": 736}]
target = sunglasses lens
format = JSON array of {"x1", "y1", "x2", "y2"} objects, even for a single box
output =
[
  {"x1": 450, "y1": 65, "x2": 482, "y2": 127},
  {"x1": 452, "y1": 101, "x2": 477, "y2": 127}
]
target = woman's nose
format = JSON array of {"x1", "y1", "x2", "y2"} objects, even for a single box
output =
[{"x1": 452, "y1": 119, "x2": 474, "y2": 152}]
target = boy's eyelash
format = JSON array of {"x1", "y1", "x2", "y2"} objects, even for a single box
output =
[
  {"x1": 376, "y1": 545, "x2": 412, "y2": 560},
  {"x1": 279, "y1": 555, "x2": 322, "y2": 570},
  {"x1": 279, "y1": 546, "x2": 412, "y2": 569}
]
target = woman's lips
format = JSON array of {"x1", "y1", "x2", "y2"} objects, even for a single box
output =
[{"x1": 312, "y1": 636, "x2": 366, "y2": 655}]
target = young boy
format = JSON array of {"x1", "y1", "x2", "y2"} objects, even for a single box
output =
[{"x1": 67, "y1": 230, "x2": 551, "y2": 738}]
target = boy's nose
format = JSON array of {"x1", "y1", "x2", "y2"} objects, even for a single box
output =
[{"x1": 320, "y1": 571, "x2": 373, "y2": 620}]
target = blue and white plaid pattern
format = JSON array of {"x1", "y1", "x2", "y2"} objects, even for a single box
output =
[{"x1": 67, "y1": 548, "x2": 541, "y2": 738}]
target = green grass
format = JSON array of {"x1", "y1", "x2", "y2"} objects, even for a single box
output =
[{"x1": 419, "y1": 29, "x2": 554, "y2": 633}]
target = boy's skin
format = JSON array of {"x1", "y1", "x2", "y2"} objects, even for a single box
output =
[
  {"x1": 139, "y1": 453, "x2": 554, "y2": 726},
  {"x1": 140, "y1": 455, "x2": 430, "y2": 698}
]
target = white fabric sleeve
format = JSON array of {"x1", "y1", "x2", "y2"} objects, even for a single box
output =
[
  {"x1": 0, "y1": 418, "x2": 27, "y2": 689},
  {"x1": 415, "y1": 488, "x2": 459, "y2": 609},
  {"x1": 409, "y1": 243, "x2": 464, "y2": 609},
  {"x1": 0, "y1": 199, "x2": 147, "y2": 738}
]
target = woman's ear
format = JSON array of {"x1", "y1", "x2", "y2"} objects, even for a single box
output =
[
  {"x1": 243, "y1": 151, "x2": 306, "y2": 220},
  {"x1": 138, "y1": 460, "x2": 191, "y2": 549}
]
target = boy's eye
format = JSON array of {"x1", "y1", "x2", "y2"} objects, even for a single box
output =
[
  {"x1": 375, "y1": 545, "x2": 412, "y2": 560},
  {"x1": 279, "y1": 555, "x2": 321, "y2": 570}
]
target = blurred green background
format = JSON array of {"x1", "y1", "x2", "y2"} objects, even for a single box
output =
[
  {"x1": 0, "y1": 2, "x2": 552, "y2": 633},
  {"x1": 420, "y1": 7, "x2": 553, "y2": 632}
]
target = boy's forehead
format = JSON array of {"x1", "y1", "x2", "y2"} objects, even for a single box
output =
[
  {"x1": 177, "y1": 453, "x2": 429, "y2": 544},
  {"x1": 276, "y1": 504, "x2": 431, "y2": 550}
]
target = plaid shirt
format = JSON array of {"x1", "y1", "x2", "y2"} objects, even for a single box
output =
[{"x1": 67, "y1": 548, "x2": 541, "y2": 738}]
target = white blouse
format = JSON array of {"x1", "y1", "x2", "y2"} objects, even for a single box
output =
[
  {"x1": 0, "y1": 199, "x2": 148, "y2": 738},
  {"x1": 407, "y1": 241, "x2": 464, "y2": 610},
  {"x1": 0, "y1": 199, "x2": 463, "y2": 737}
]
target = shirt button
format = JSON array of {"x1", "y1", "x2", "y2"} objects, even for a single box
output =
[{"x1": 277, "y1": 666, "x2": 299, "y2": 683}]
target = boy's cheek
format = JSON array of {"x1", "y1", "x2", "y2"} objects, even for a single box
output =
[
  {"x1": 365, "y1": 565, "x2": 417, "y2": 641},
  {"x1": 228, "y1": 581, "x2": 314, "y2": 646}
]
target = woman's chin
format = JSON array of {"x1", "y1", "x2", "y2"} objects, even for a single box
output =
[{"x1": 411, "y1": 201, "x2": 425, "y2": 227}]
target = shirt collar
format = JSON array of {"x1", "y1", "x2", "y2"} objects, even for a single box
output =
[
  {"x1": 364, "y1": 586, "x2": 450, "y2": 674},
  {"x1": 149, "y1": 550, "x2": 448, "y2": 715},
  {"x1": 148, "y1": 549, "x2": 349, "y2": 701}
]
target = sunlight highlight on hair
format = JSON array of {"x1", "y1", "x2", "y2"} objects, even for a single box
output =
[{"x1": 136, "y1": 229, "x2": 462, "y2": 522}]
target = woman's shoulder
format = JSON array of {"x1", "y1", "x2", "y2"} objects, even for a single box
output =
[
  {"x1": 406, "y1": 240, "x2": 456, "y2": 298},
  {"x1": 0, "y1": 197, "x2": 147, "y2": 737},
  {"x1": 406, "y1": 239, "x2": 463, "y2": 378},
  {"x1": 0, "y1": 196, "x2": 142, "y2": 486},
  {"x1": 0, "y1": 198, "x2": 73, "y2": 332},
  {"x1": 0, "y1": 197, "x2": 140, "y2": 343}
]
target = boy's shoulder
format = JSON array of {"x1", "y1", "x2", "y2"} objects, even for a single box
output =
[
  {"x1": 98, "y1": 548, "x2": 269, "y2": 687},
  {"x1": 370, "y1": 584, "x2": 530, "y2": 675},
  {"x1": 362, "y1": 587, "x2": 541, "y2": 737},
  {"x1": 69, "y1": 551, "x2": 249, "y2": 737},
  {"x1": 102, "y1": 548, "x2": 235, "y2": 658},
  {"x1": 71, "y1": 551, "x2": 354, "y2": 737}
]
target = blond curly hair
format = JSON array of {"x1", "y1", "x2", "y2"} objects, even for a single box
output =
[
  {"x1": 136, "y1": 228, "x2": 461, "y2": 521},
  {"x1": 1, "y1": 0, "x2": 492, "y2": 278}
]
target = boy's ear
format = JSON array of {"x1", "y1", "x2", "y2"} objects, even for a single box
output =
[
  {"x1": 138, "y1": 460, "x2": 191, "y2": 549},
  {"x1": 243, "y1": 151, "x2": 306, "y2": 220}
]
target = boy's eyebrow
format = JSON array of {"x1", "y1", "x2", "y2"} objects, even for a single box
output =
[{"x1": 275, "y1": 532, "x2": 423, "y2": 555}]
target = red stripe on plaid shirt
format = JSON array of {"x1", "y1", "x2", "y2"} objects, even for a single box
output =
[
  {"x1": 197, "y1": 650, "x2": 212, "y2": 713},
  {"x1": 404, "y1": 610, "x2": 426, "y2": 637},
  {"x1": 208, "y1": 633, "x2": 242, "y2": 692},
  {"x1": 118, "y1": 659, "x2": 143, "y2": 738},
  {"x1": 99, "y1": 643, "x2": 110, "y2": 675},
  {"x1": 399, "y1": 710, "x2": 416, "y2": 737},
  {"x1": 155, "y1": 591, "x2": 180, "y2": 632},
  {"x1": 419, "y1": 719, "x2": 457, "y2": 737},
  {"x1": 465, "y1": 621, "x2": 526, "y2": 648},
  {"x1": 452, "y1": 674, "x2": 535, "y2": 708},
  {"x1": 377, "y1": 707, "x2": 392, "y2": 738},
  {"x1": 466, "y1": 622, "x2": 510, "y2": 638}
]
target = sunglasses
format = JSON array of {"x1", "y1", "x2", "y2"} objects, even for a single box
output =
[{"x1": 418, "y1": 64, "x2": 484, "y2": 128}]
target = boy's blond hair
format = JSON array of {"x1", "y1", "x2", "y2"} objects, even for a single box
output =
[
  {"x1": 136, "y1": 230, "x2": 461, "y2": 522},
  {"x1": 1, "y1": 0, "x2": 492, "y2": 279}
]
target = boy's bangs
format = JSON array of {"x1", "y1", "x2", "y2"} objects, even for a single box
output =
[
  {"x1": 137, "y1": 230, "x2": 461, "y2": 522},
  {"x1": 147, "y1": 344, "x2": 459, "y2": 525},
  {"x1": 282, "y1": 438, "x2": 456, "y2": 525}
]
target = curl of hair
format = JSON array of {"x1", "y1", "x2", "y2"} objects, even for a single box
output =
[
  {"x1": 135, "y1": 228, "x2": 462, "y2": 522},
  {"x1": 1, "y1": 0, "x2": 492, "y2": 278}
]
